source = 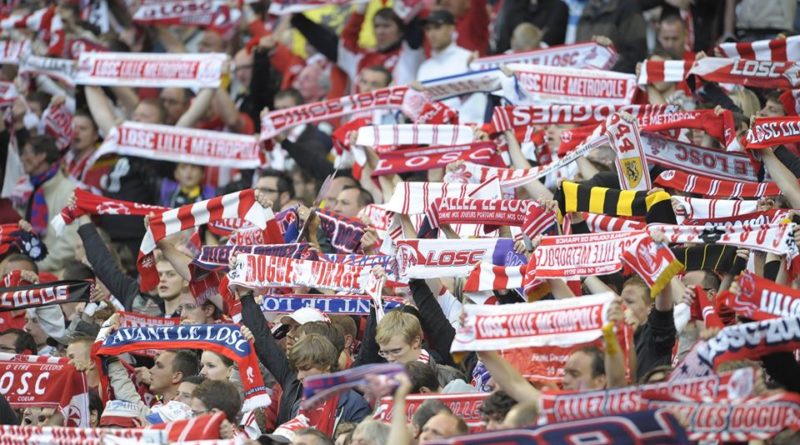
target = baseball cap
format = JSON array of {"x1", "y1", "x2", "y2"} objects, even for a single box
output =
[
  {"x1": 423, "y1": 10, "x2": 455, "y2": 26},
  {"x1": 279, "y1": 307, "x2": 330, "y2": 326}
]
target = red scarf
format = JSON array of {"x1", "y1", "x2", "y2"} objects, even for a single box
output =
[
  {"x1": 52, "y1": 188, "x2": 168, "y2": 235},
  {"x1": 0, "y1": 7, "x2": 64, "y2": 56},
  {"x1": 373, "y1": 393, "x2": 489, "y2": 432},
  {"x1": 655, "y1": 169, "x2": 781, "y2": 198},
  {"x1": 745, "y1": 116, "x2": 800, "y2": 148},
  {"x1": 717, "y1": 34, "x2": 800, "y2": 61},
  {"x1": 40, "y1": 100, "x2": 72, "y2": 152},
  {"x1": 426, "y1": 197, "x2": 555, "y2": 238},
  {"x1": 620, "y1": 236, "x2": 683, "y2": 297},
  {"x1": 724, "y1": 271, "x2": 800, "y2": 320},
  {"x1": 372, "y1": 142, "x2": 503, "y2": 176},
  {"x1": 488, "y1": 104, "x2": 674, "y2": 134},
  {"x1": 637, "y1": 59, "x2": 692, "y2": 84},
  {"x1": 506, "y1": 64, "x2": 636, "y2": 106},
  {"x1": 689, "y1": 57, "x2": 800, "y2": 89}
]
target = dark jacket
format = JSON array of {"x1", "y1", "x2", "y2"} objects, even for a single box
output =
[
  {"x1": 494, "y1": 0, "x2": 569, "y2": 52},
  {"x1": 282, "y1": 126, "x2": 335, "y2": 182},
  {"x1": 634, "y1": 307, "x2": 676, "y2": 382},
  {"x1": 575, "y1": 0, "x2": 647, "y2": 73}
]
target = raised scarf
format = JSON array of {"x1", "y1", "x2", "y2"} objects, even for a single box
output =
[
  {"x1": 26, "y1": 163, "x2": 59, "y2": 236},
  {"x1": 0, "y1": 39, "x2": 30, "y2": 65},
  {"x1": 191, "y1": 243, "x2": 312, "y2": 271},
  {"x1": 52, "y1": 188, "x2": 168, "y2": 235},
  {"x1": 450, "y1": 292, "x2": 615, "y2": 352},
  {"x1": 372, "y1": 142, "x2": 502, "y2": 176},
  {"x1": 394, "y1": 238, "x2": 525, "y2": 279},
  {"x1": 724, "y1": 271, "x2": 800, "y2": 320},
  {"x1": 315, "y1": 209, "x2": 366, "y2": 254},
  {"x1": 0, "y1": 352, "x2": 90, "y2": 427},
  {"x1": 0, "y1": 7, "x2": 64, "y2": 56},
  {"x1": 606, "y1": 112, "x2": 651, "y2": 190},
  {"x1": 89, "y1": 121, "x2": 263, "y2": 169},
  {"x1": 717, "y1": 34, "x2": 800, "y2": 61},
  {"x1": 503, "y1": 64, "x2": 637, "y2": 106},
  {"x1": 382, "y1": 180, "x2": 501, "y2": 215},
  {"x1": 671, "y1": 244, "x2": 737, "y2": 273},
  {"x1": 138, "y1": 190, "x2": 274, "y2": 291},
  {"x1": 260, "y1": 86, "x2": 429, "y2": 141},
  {"x1": 463, "y1": 262, "x2": 530, "y2": 294},
  {"x1": 19, "y1": 54, "x2": 76, "y2": 87},
  {"x1": 301, "y1": 363, "x2": 405, "y2": 409},
  {"x1": 75, "y1": 51, "x2": 228, "y2": 88},
  {"x1": 581, "y1": 213, "x2": 646, "y2": 232},
  {"x1": 640, "y1": 133, "x2": 759, "y2": 182},
  {"x1": 655, "y1": 170, "x2": 781, "y2": 198},
  {"x1": 651, "y1": 222, "x2": 798, "y2": 258},
  {"x1": 689, "y1": 57, "x2": 800, "y2": 89},
  {"x1": 636, "y1": 59, "x2": 692, "y2": 84},
  {"x1": 0, "y1": 223, "x2": 47, "y2": 260},
  {"x1": 0, "y1": 280, "x2": 92, "y2": 311},
  {"x1": 620, "y1": 236, "x2": 684, "y2": 297},
  {"x1": 228, "y1": 253, "x2": 371, "y2": 294},
  {"x1": 268, "y1": 0, "x2": 360, "y2": 14},
  {"x1": 94, "y1": 325, "x2": 270, "y2": 412},
  {"x1": 671, "y1": 196, "x2": 759, "y2": 222},
  {"x1": 555, "y1": 181, "x2": 675, "y2": 223},
  {"x1": 426, "y1": 198, "x2": 555, "y2": 237},
  {"x1": 117, "y1": 310, "x2": 181, "y2": 358},
  {"x1": 421, "y1": 69, "x2": 506, "y2": 101},
  {"x1": 745, "y1": 116, "x2": 800, "y2": 148},
  {"x1": 470, "y1": 42, "x2": 618, "y2": 70},
  {"x1": 40, "y1": 100, "x2": 72, "y2": 151},
  {"x1": 259, "y1": 293, "x2": 403, "y2": 315},
  {"x1": 373, "y1": 392, "x2": 489, "y2": 432},
  {"x1": 355, "y1": 124, "x2": 474, "y2": 148},
  {"x1": 132, "y1": 0, "x2": 237, "y2": 27}
]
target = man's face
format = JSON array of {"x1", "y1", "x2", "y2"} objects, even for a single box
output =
[
  {"x1": 72, "y1": 115, "x2": 98, "y2": 152},
  {"x1": 160, "y1": 88, "x2": 189, "y2": 125},
  {"x1": 333, "y1": 188, "x2": 363, "y2": 219},
  {"x1": 178, "y1": 294, "x2": 207, "y2": 325},
  {"x1": 233, "y1": 49, "x2": 254, "y2": 88},
  {"x1": 424, "y1": 23, "x2": 454, "y2": 52},
  {"x1": 377, "y1": 334, "x2": 419, "y2": 364},
  {"x1": 0, "y1": 332, "x2": 18, "y2": 353},
  {"x1": 199, "y1": 31, "x2": 225, "y2": 53},
  {"x1": 621, "y1": 283, "x2": 650, "y2": 326},
  {"x1": 189, "y1": 396, "x2": 209, "y2": 417},
  {"x1": 419, "y1": 412, "x2": 460, "y2": 444},
  {"x1": 175, "y1": 381, "x2": 197, "y2": 405},
  {"x1": 66, "y1": 341, "x2": 91, "y2": 369},
  {"x1": 150, "y1": 351, "x2": 178, "y2": 395},
  {"x1": 174, "y1": 163, "x2": 205, "y2": 189},
  {"x1": 562, "y1": 351, "x2": 604, "y2": 391},
  {"x1": 324, "y1": 177, "x2": 357, "y2": 206},
  {"x1": 658, "y1": 21, "x2": 687, "y2": 59},
  {"x1": 133, "y1": 103, "x2": 162, "y2": 124},
  {"x1": 20, "y1": 143, "x2": 46, "y2": 175},
  {"x1": 24, "y1": 313, "x2": 47, "y2": 346},
  {"x1": 373, "y1": 16, "x2": 401, "y2": 50},
  {"x1": 255, "y1": 176, "x2": 286, "y2": 211},
  {"x1": 157, "y1": 261, "x2": 185, "y2": 301},
  {"x1": 759, "y1": 99, "x2": 786, "y2": 118},
  {"x1": 357, "y1": 69, "x2": 390, "y2": 93}
]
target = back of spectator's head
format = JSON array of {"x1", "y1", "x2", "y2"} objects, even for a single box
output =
[
  {"x1": 1, "y1": 253, "x2": 38, "y2": 276},
  {"x1": 419, "y1": 411, "x2": 469, "y2": 442},
  {"x1": 502, "y1": 401, "x2": 539, "y2": 428},
  {"x1": 350, "y1": 419, "x2": 390, "y2": 445},
  {"x1": 288, "y1": 333, "x2": 339, "y2": 374},
  {"x1": 171, "y1": 349, "x2": 201, "y2": 380},
  {"x1": 24, "y1": 134, "x2": 60, "y2": 167},
  {"x1": 293, "y1": 427, "x2": 334, "y2": 445},
  {"x1": 330, "y1": 315, "x2": 357, "y2": 348},
  {"x1": 191, "y1": 379, "x2": 241, "y2": 423},
  {"x1": 479, "y1": 390, "x2": 516, "y2": 430},
  {"x1": 406, "y1": 361, "x2": 441, "y2": 393},
  {"x1": 61, "y1": 261, "x2": 94, "y2": 281}
]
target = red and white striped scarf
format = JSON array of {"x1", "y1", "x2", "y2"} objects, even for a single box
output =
[
  {"x1": 652, "y1": 222, "x2": 799, "y2": 258},
  {"x1": 488, "y1": 104, "x2": 675, "y2": 134},
  {"x1": 0, "y1": 39, "x2": 29, "y2": 65},
  {"x1": 260, "y1": 86, "x2": 430, "y2": 141},
  {"x1": 689, "y1": 57, "x2": 800, "y2": 89},
  {"x1": 355, "y1": 124, "x2": 474, "y2": 148},
  {"x1": 393, "y1": 238, "x2": 520, "y2": 279},
  {"x1": 655, "y1": 170, "x2": 780, "y2": 198},
  {"x1": 445, "y1": 161, "x2": 544, "y2": 189},
  {"x1": 505, "y1": 64, "x2": 637, "y2": 106},
  {"x1": 717, "y1": 34, "x2": 800, "y2": 61},
  {"x1": 39, "y1": 100, "x2": 72, "y2": 152},
  {"x1": 451, "y1": 292, "x2": 615, "y2": 352},
  {"x1": 228, "y1": 253, "x2": 370, "y2": 293},
  {"x1": 671, "y1": 196, "x2": 759, "y2": 222},
  {"x1": 75, "y1": 51, "x2": 229, "y2": 88},
  {"x1": 636, "y1": 59, "x2": 691, "y2": 84},
  {"x1": 89, "y1": 122, "x2": 263, "y2": 170},
  {"x1": 19, "y1": 54, "x2": 75, "y2": 87},
  {"x1": 372, "y1": 142, "x2": 503, "y2": 176},
  {"x1": 582, "y1": 213, "x2": 646, "y2": 232},
  {"x1": 470, "y1": 42, "x2": 618, "y2": 71},
  {"x1": 52, "y1": 188, "x2": 168, "y2": 235},
  {"x1": 382, "y1": 180, "x2": 501, "y2": 215},
  {"x1": 138, "y1": 190, "x2": 273, "y2": 291},
  {"x1": 620, "y1": 236, "x2": 683, "y2": 297},
  {"x1": 463, "y1": 262, "x2": 528, "y2": 293},
  {"x1": 745, "y1": 115, "x2": 800, "y2": 148},
  {"x1": 0, "y1": 7, "x2": 64, "y2": 56}
]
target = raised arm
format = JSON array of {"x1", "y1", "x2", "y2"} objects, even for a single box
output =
[
  {"x1": 762, "y1": 147, "x2": 800, "y2": 209},
  {"x1": 476, "y1": 350, "x2": 540, "y2": 404},
  {"x1": 84, "y1": 86, "x2": 118, "y2": 135}
]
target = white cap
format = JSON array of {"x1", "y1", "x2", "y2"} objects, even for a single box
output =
[{"x1": 279, "y1": 307, "x2": 329, "y2": 326}]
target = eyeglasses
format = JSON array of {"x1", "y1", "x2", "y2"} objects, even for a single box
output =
[
  {"x1": 178, "y1": 303, "x2": 199, "y2": 314},
  {"x1": 378, "y1": 346, "x2": 406, "y2": 358}
]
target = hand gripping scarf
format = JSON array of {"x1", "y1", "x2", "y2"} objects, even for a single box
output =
[
  {"x1": 724, "y1": 271, "x2": 800, "y2": 320},
  {"x1": 94, "y1": 325, "x2": 270, "y2": 412},
  {"x1": 138, "y1": 189, "x2": 274, "y2": 291},
  {"x1": 717, "y1": 34, "x2": 800, "y2": 61},
  {"x1": 502, "y1": 63, "x2": 637, "y2": 106},
  {"x1": 620, "y1": 236, "x2": 684, "y2": 297},
  {"x1": 655, "y1": 170, "x2": 781, "y2": 198},
  {"x1": 450, "y1": 292, "x2": 615, "y2": 353},
  {"x1": 0, "y1": 280, "x2": 91, "y2": 311},
  {"x1": 75, "y1": 51, "x2": 229, "y2": 88},
  {"x1": 745, "y1": 116, "x2": 800, "y2": 148},
  {"x1": 470, "y1": 42, "x2": 618, "y2": 71},
  {"x1": 52, "y1": 188, "x2": 168, "y2": 235},
  {"x1": 555, "y1": 181, "x2": 675, "y2": 224},
  {"x1": 260, "y1": 86, "x2": 430, "y2": 141},
  {"x1": 0, "y1": 353, "x2": 90, "y2": 427}
]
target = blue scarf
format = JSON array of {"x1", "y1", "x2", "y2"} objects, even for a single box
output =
[{"x1": 26, "y1": 164, "x2": 59, "y2": 236}]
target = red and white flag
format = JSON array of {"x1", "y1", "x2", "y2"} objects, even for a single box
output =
[
  {"x1": 39, "y1": 100, "x2": 72, "y2": 151},
  {"x1": 470, "y1": 42, "x2": 618, "y2": 71},
  {"x1": 76, "y1": 51, "x2": 229, "y2": 88}
]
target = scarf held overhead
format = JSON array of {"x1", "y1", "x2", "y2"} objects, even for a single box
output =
[
  {"x1": 52, "y1": 188, "x2": 168, "y2": 235},
  {"x1": 0, "y1": 280, "x2": 91, "y2": 312},
  {"x1": 228, "y1": 253, "x2": 371, "y2": 294},
  {"x1": 75, "y1": 51, "x2": 228, "y2": 88},
  {"x1": 504, "y1": 63, "x2": 637, "y2": 106},
  {"x1": 655, "y1": 170, "x2": 781, "y2": 198},
  {"x1": 470, "y1": 42, "x2": 618, "y2": 71}
]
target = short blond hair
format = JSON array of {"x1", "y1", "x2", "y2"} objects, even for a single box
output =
[
  {"x1": 376, "y1": 310, "x2": 422, "y2": 346},
  {"x1": 288, "y1": 333, "x2": 338, "y2": 371}
]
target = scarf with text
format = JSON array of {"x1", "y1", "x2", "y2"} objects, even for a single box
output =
[
  {"x1": 646, "y1": 392, "x2": 800, "y2": 442},
  {"x1": 373, "y1": 392, "x2": 489, "y2": 432},
  {"x1": 692, "y1": 285, "x2": 726, "y2": 328},
  {"x1": 0, "y1": 223, "x2": 47, "y2": 260},
  {"x1": 90, "y1": 122, "x2": 263, "y2": 170},
  {"x1": 394, "y1": 238, "x2": 525, "y2": 279},
  {"x1": 724, "y1": 271, "x2": 800, "y2": 320},
  {"x1": 420, "y1": 69, "x2": 507, "y2": 101},
  {"x1": 191, "y1": 244, "x2": 312, "y2": 271},
  {"x1": 315, "y1": 209, "x2": 366, "y2": 254},
  {"x1": 132, "y1": 0, "x2": 239, "y2": 28},
  {"x1": 688, "y1": 57, "x2": 800, "y2": 89},
  {"x1": 40, "y1": 100, "x2": 73, "y2": 151},
  {"x1": 228, "y1": 253, "x2": 371, "y2": 294},
  {"x1": 503, "y1": 64, "x2": 637, "y2": 106},
  {"x1": 556, "y1": 181, "x2": 675, "y2": 223},
  {"x1": 0, "y1": 7, "x2": 64, "y2": 56},
  {"x1": 717, "y1": 34, "x2": 800, "y2": 61},
  {"x1": 539, "y1": 367, "x2": 754, "y2": 423},
  {"x1": 372, "y1": 142, "x2": 503, "y2": 176},
  {"x1": 451, "y1": 292, "x2": 615, "y2": 352},
  {"x1": 0, "y1": 353, "x2": 89, "y2": 427},
  {"x1": 641, "y1": 133, "x2": 759, "y2": 182},
  {"x1": 426, "y1": 198, "x2": 556, "y2": 238},
  {"x1": 444, "y1": 161, "x2": 549, "y2": 189},
  {"x1": 745, "y1": 116, "x2": 800, "y2": 148},
  {"x1": 383, "y1": 180, "x2": 502, "y2": 215},
  {"x1": 0, "y1": 280, "x2": 91, "y2": 312},
  {"x1": 682, "y1": 207, "x2": 790, "y2": 227},
  {"x1": 94, "y1": 325, "x2": 270, "y2": 412},
  {"x1": 18, "y1": 54, "x2": 76, "y2": 87},
  {"x1": 268, "y1": 0, "x2": 363, "y2": 14},
  {"x1": 671, "y1": 196, "x2": 759, "y2": 222},
  {"x1": 138, "y1": 190, "x2": 273, "y2": 291},
  {"x1": 260, "y1": 86, "x2": 429, "y2": 141},
  {"x1": 259, "y1": 294, "x2": 404, "y2": 315},
  {"x1": 655, "y1": 170, "x2": 781, "y2": 198},
  {"x1": 470, "y1": 42, "x2": 617, "y2": 71},
  {"x1": 531, "y1": 231, "x2": 648, "y2": 281},
  {"x1": 301, "y1": 363, "x2": 406, "y2": 409},
  {"x1": 64, "y1": 37, "x2": 108, "y2": 60},
  {"x1": 606, "y1": 112, "x2": 651, "y2": 190},
  {"x1": 0, "y1": 39, "x2": 30, "y2": 64},
  {"x1": 651, "y1": 222, "x2": 799, "y2": 258},
  {"x1": 117, "y1": 311, "x2": 180, "y2": 358},
  {"x1": 75, "y1": 51, "x2": 228, "y2": 88},
  {"x1": 620, "y1": 236, "x2": 684, "y2": 297},
  {"x1": 355, "y1": 124, "x2": 474, "y2": 148},
  {"x1": 52, "y1": 188, "x2": 168, "y2": 235}
]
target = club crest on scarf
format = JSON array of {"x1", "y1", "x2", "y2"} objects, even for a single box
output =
[{"x1": 622, "y1": 158, "x2": 643, "y2": 188}]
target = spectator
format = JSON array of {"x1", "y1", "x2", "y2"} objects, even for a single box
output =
[
  {"x1": 575, "y1": 0, "x2": 647, "y2": 73},
  {"x1": 494, "y1": 0, "x2": 569, "y2": 52}
]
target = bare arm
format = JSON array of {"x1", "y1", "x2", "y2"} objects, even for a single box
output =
[
  {"x1": 212, "y1": 87, "x2": 245, "y2": 133},
  {"x1": 762, "y1": 148, "x2": 800, "y2": 209},
  {"x1": 85, "y1": 86, "x2": 117, "y2": 135},
  {"x1": 476, "y1": 350, "x2": 540, "y2": 404},
  {"x1": 175, "y1": 89, "x2": 214, "y2": 128},
  {"x1": 110, "y1": 86, "x2": 140, "y2": 116},
  {"x1": 386, "y1": 375, "x2": 414, "y2": 445}
]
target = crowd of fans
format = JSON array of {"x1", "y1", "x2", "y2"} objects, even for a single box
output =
[{"x1": 1, "y1": 0, "x2": 800, "y2": 444}]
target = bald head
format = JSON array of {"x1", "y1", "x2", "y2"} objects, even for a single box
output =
[{"x1": 511, "y1": 23, "x2": 543, "y2": 52}]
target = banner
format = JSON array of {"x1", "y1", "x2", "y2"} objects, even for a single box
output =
[
  {"x1": 383, "y1": 180, "x2": 502, "y2": 215},
  {"x1": 420, "y1": 69, "x2": 506, "y2": 101},
  {"x1": 637, "y1": 59, "x2": 691, "y2": 84},
  {"x1": 0, "y1": 425, "x2": 163, "y2": 445},
  {"x1": 228, "y1": 254, "x2": 370, "y2": 294},
  {"x1": 191, "y1": 244, "x2": 312, "y2": 271},
  {"x1": 19, "y1": 54, "x2": 76, "y2": 86},
  {"x1": 268, "y1": 0, "x2": 366, "y2": 15},
  {"x1": 76, "y1": 51, "x2": 228, "y2": 88},
  {"x1": 0, "y1": 353, "x2": 90, "y2": 427},
  {"x1": 302, "y1": 363, "x2": 405, "y2": 409},
  {"x1": 373, "y1": 392, "x2": 489, "y2": 432},
  {"x1": 117, "y1": 311, "x2": 180, "y2": 358},
  {"x1": 651, "y1": 222, "x2": 798, "y2": 258},
  {"x1": 504, "y1": 63, "x2": 636, "y2": 106},
  {"x1": 93, "y1": 122, "x2": 262, "y2": 169},
  {"x1": 470, "y1": 42, "x2": 617, "y2": 71},
  {"x1": 490, "y1": 104, "x2": 676, "y2": 132},
  {"x1": 451, "y1": 292, "x2": 614, "y2": 352},
  {"x1": 0, "y1": 280, "x2": 92, "y2": 311}
]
